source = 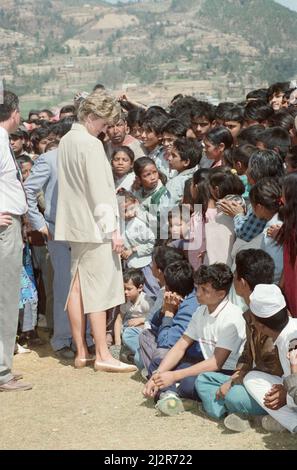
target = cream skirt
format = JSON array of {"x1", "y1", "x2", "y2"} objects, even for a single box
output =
[{"x1": 66, "y1": 242, "x2": 124, "y2": 314}]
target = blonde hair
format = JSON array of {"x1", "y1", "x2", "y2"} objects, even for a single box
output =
[{"x1": 77, "y1": 90, "x2": 120, "y2": 124}]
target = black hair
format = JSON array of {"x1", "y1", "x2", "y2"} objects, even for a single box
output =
[
  {"x1": 49, "y1": 116, "x2": 76, "y2": 138},
  {"x1": 194, "y1": 263, "x2": 233, "y2": 295},
  {"x1": 152, "y1": 245, "x2": 185, "y2": 271},
  {"x1": 246, "y1": 88, "x2": 268, "y2": 101},
  {"x1": 123, "y1": 268, "x2": 144, "y2": 288},
  {"x1": 30, "y1": 127, "x2": 51, "y2": 153},
  {"x1": 142, "y1": 113, "x2": 169, "y2": 135},
  {"x1": 182, "y1": 178, "x2": 195, "y2": 207},
  {"x1": 190, "y1": 101, "x2": 216, "y2": 122},
  {"x1": 205, "y1": 126, "x2": 233, "y2": 148},
  {"x1": 0, "y1": 90, "x2": 19, "y2": 122},
  {"x1": 58, "y1": 116, "x2": 77, "y2": 134},
  {"x1": 164, "y1": 260, "x2": 194, "y2": 297},
  {"x1": 134, "y1": 156, "x2": 157, "y2": 178},
  {"x1": 249, "y1": 177, "x2": 282, "y2": 213},
  {"x1": 39, "y1": 109, "x2": 54, "y2": 119},
  {"x1": 17, "y1": 155, "x2": 33, "y2": 167},
  {"x1": 244, "y1": 100, "x2": 274, "y2": 124},
  {"x1": 268, "y1": 110, "x2": 295, "y2": 132},
  {"x1": 287, "y1": 106, "x2": 297, "y2": 118},
  {"x1": 235, "y1": 249, "x2": 275, "y2": 291},
  {"x1": 248, "y1": 149, "x2": 285, "y2": 182},
  {"x1": 169, "y1": 95, "x2": 199, "y2": 129},
  {"x1": 192, "y1": 168, "x2": 211, "y2": 220},
  {"x1": 111, "y1": 145, "x2": 135, "y2": 164},
  {"x1": 172, "y1": 137, "x2": 202, "y2": 168},
  {"x1": 205, "y1": 126, "x2": 233, "y2": 165},
  {"x1": 209, "y1": 167, "x2": 245, "y2": 199},
  {"x1": 28, "y1": 109, "x2": 40, "y2": 121},
  {"x1": 232, "y1": 144, "x2": 257, "y2": 169},
  {"x1": 93, "y1": 83, "x2": 105, "y2": 92},
  {"x1": 215, "y1": 102, "x2": 234, "y2": 122},
  {"x1": 31, "y1": 119, "x2": 51, "y2": 128},
  {"x1": 59, "y1": 105, "x2": 76, "y2": 117},
  {"x1": 267, "y1": 82, "x2": 291, "y2": 101},
  {"x1": 161, "y1": 118, "x2": 187, "y2": 138},
  {"x1": 117, "y1": 189, "x2": 138, "y2": 205},
  {"x1": 254, "y1": 307, "x2": 289, "y2": 332},
  {"x1": 277, "y1": 173, "x2": 297, "y2": 266},
  {"x1": 237, "y1": 125, "x2": 265, "y2": 146},
  {"x1": 286, "y1": 146, "x2": 297, "y2": 171},
  {"x1": 171, "y1": 94, "x2": 183, "y2": 104},
  {"x1": 223, "y1": 106, "x2": 245, "y2": 124},
  {"x1": 126, "y1": 107, "x2": 146, "y2": 129},
  {"x1": 93, "y1": 83, "x2": 105, "y2": 91}
]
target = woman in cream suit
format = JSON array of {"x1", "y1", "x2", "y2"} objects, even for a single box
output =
[{"x1": 55, "y1": 90, "x2": 136, "y2": 373}]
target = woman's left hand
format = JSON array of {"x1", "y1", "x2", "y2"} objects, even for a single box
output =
[{"x1": 112, "y1": 230, "x2": 124, "y2": 254}]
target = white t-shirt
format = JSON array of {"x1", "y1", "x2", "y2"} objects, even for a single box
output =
[
  {"x1": 184, "y1": 298, "x2": 246, "y2": 371},
  {"x1": 274, "y1": 317, "x2": 297, "y2": 377}
]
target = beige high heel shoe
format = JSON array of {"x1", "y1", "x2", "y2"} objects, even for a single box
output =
[
  {"x1": 74, "y1": 356, "x2": 95, "y2": 369},
  {"x1": 94, "y1": 360, "x2": 137, "y2": 373}
]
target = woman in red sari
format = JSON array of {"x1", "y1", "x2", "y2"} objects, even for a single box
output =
[{"x1": 278, "y1": 173, "x2": 297, "y2": 317}]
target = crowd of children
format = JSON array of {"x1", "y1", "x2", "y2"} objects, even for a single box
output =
[{"x1": 1, "y1": 79, "x2": 297, "y2": 435}]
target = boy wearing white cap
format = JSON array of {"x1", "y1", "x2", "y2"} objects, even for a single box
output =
[{"x1": 243, "y1": 284, "x2": 297, "y2": 433}]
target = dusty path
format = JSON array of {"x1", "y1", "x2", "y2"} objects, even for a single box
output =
[{"x1": 1, "y1": 342, "x2": 297, "y2": 450}]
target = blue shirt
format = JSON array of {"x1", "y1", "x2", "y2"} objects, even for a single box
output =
[
  {"x1": 234, "y1": 205, "x2": 266, "y2": 242},
  {"x1": 150, "y1": 290, "x2": 199, "y2": 349}
]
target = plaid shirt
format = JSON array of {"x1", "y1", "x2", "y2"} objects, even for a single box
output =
[{"x1": 234, "y1": 205, "x2": 266, "y2": 242}]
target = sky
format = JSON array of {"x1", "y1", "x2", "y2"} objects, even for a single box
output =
[
  {"x1": 274, "y1": 0, "x2": 297, "y2": 11},
  {"x1": 105, "y1": 0, "x2": 297, "y2": 10}
]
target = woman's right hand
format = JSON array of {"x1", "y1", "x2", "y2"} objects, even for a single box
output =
[
  {"x1": 112, "y1": 230, "x2": 124, "y2": 254},
  {"x1": 0, "y1": 212, "x2": 13, "y2": 227}
]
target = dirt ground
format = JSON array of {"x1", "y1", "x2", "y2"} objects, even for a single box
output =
[{"x1": 1, "y1": 338, "x2": 297, "y2": 451}]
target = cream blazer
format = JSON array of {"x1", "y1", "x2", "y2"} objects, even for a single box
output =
[{"x1": 55, "y1": 123, "x2": 119, "y2": 243}]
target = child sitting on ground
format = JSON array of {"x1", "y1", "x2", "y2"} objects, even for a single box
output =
[
  {"x1": 139, "y1": 259, "x2": 199, "y2": 378},
  {"x1": 120, "y1": 246, "x2": 185, "y2": 369},
  {"x1": 113, "y1": 269, "x2": 154, "y2": 362},
  {"x1": 143, "y1": 263, "x2": 246, "y2": 417}
]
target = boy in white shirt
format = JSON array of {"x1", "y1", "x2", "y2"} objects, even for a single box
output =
[{"x1": 143, "y1": 263, "x2": 246, "y2": 416}]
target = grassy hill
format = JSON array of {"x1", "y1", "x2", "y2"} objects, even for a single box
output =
[{"x1": 1, "y1": 0, "x2": 296, "y2": 109}]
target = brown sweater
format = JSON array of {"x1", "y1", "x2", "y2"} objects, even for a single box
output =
[{"x1": 232, "y1": 310, "x2": 283, "y2": 384}]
